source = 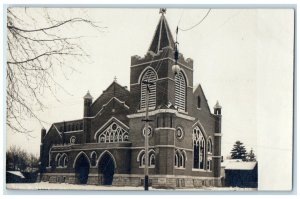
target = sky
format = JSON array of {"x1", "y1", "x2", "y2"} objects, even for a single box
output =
[{"x1": 5, "y1": 8, "x2": 294, "y2": 190}]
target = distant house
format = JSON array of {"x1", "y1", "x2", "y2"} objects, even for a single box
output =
[{"x1": 223, "y1": 160, "x2": 257, "y2": 188}]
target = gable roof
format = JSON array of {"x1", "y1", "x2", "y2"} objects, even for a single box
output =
[
  {"x1": 90, "y1": 81, "x2": 130, "y2": 115},
  {"x1": 148, "y1": 14, "x2": 175, "y2": 54},
  {"x1": 193, "y1": 83, "x2": 212, "y2": 113}
]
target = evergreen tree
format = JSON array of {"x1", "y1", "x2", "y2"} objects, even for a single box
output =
[
  {"x1": 230, "y1": 141, "x2": 247, "y2": 160},
  {"x1": 246, "y1": 148, "x2": 256, "y2": 162}
]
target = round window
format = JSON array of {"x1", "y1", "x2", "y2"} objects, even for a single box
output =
[
  {"x1": 112, "y1": 123, "x2": 117, "y2": 130},
  {"x1": 176, "y1": 127, "x2": 184, "y2": 140}
]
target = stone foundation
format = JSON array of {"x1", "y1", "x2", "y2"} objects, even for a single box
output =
[{"x1": 39, "y1": 173, "x2": 222, "y2": 188}]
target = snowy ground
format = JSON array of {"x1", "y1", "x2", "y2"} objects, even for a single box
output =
[{"x1": 6, "y1": 182, "x2": 257, "y2": 191}]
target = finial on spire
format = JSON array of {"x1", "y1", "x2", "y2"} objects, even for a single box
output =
[
  {"x1": 114, "y1": 76, "x2": 117, "y2": 82},
  {"x1": 83, "y1": 90, "x2": 93, "y2": 99},
  {"x1": 159, "y1": 8, "x2": 167, "y2": 15}
]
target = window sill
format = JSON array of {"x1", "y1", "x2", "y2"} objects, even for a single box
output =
[
  {"x1": 139, "y1": 166, "x2": 155, "y2": 169},
  {"x1": 192, "y1": 168, "x2": 206, "y2": 172},
  {"x1": 174, "y1": 167, "x2": 186, "y2": 170},
  {"x1": 137, "y1": 107, "x2": 155, "y2": 112},
  {"x1": 56, "y1": 166, "x2": 67, "y2": 169}
]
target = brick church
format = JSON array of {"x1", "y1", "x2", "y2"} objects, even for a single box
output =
[{"x1": 39, "y1": 10, "x2": 223, "y2": 188}]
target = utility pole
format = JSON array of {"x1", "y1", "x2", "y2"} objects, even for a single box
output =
[{"x1": 142, "y1": 79, "x2": 154, "y2": 191}]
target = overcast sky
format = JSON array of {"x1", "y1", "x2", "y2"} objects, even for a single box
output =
[{"x1": 6, "y1": 9, "x2": 294, "y2": 189}]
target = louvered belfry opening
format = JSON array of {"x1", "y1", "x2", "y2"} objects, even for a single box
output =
[
  {"x1": 140, "y1": 68, "x2": 157, "y2": 109},
  {"x1": 175, "y1": 71, "x2": 186, "y2": 111}
]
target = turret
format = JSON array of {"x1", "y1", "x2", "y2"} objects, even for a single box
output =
[
  {"x1": 213, "y1": 101, "x2": 222, "y2": 183},
  {"x1": 83, "y1": 90, "x2": 93, "y2": 117},
  {"x1": 214, "y1": 100, "x2": 222, "y2": 115},
  {"x1": 214, "y1": 101, "x2": 222, "y2": 133},
  {"x1": 83, "y1": 91, "x2": 93, "y2": 143},
  {"x1": 40, "y1": 127, "x2": 46, "y2": 143},
  {"x1": 39, "y1": 127, "x2": 47, "y2": 177}
]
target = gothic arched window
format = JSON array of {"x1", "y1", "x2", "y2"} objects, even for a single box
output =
[
  {"x1": 137, "y1": 149, "x2": 155, "y2": 168},
  {"x1": 55, "y1": 153, "x2": 61, "y2": 167},
  {"x1": 140, "y1": 68, "x2": 157, "y2": 110},
  {"x1": 98, "y1": 122, "x2": 129, "y2": 143},
  {"x1": 174, "y1": 149, "x2": 186, "y2": 168},
  {"x1": 207, "y1": 138, "x2": 213, "y2": 154},
  {"x1": 193, "y1": 126, "x2": 206, "y2": 169},
  {"x1": 175, "y1": 71, "x2": 187, "y2": 111},
  {"x1": 63, "y1": 156, "x2": 68, "y2": 168}
]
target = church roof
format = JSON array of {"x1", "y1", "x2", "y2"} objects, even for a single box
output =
[{"x1": 148, "y1": 13, "x2": 175, "y2": 54}]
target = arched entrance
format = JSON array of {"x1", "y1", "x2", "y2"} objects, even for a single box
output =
[
  {"x1": 98, "y1": 152, "x2": 115, "y2": 185},
  {"x1": 74, "y1": 153, "x2": 90, "y2": 184}
]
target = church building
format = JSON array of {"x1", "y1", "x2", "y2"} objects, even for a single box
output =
[{"x1": 39, "y1": 10, "x2": 223, "y2": 188}]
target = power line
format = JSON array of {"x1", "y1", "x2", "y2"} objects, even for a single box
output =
[{"x1": 178, "y1": 9, "x2": 212, "y2": 32}]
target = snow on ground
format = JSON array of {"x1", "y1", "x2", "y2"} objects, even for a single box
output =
[{"x1": 6, "y1": 182, "x2": 256, "y2": 191}]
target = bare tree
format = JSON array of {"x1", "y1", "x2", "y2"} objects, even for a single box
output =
[
  {"x1": 6, "y1": 8, "x2": 103, "y2": 134},
  {"x1": 6, "y1": 145, "x2": 39, "y2": 172}
]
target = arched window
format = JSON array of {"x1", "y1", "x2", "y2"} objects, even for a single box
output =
[
  {"x1": 193, "y1": 126, "x2": 206, "y2": 169},
  {"x1": 197, "y1": 96, "x2": 201, "y2": 108},
  {"x1": 63, "y1": 156, "x2": 68, "y2": 168},
  {"x1": 175, "y1": 152, "x2": 179, "y2": 167},
  {"x1": 55, "y1": 153, "x2": 61, "y2": 167},
  {"x1": 207, "y1": 138, "x2": 213, "y2": 154},
  {"x1": 90, "y1": 151, "x2": 97, "y2": 166},
  {"x1": 98, "y1": 122, "x2": 129, "y2": 143},
  {"x1": 149, "y1": 153, "x2": 155, "y2": 167},
  {"x1": 140, "y1": 68, "x2": 157, "y2": 109},
  {"x1": 175, "y1": 71, "x2": 186, "y2": 111},
  {"x1": 174, "y1": 149, "x2": 186, "y2": 168},
  {"x1": 137, "y1": 149, "x2": 155, "y2": 168},
  {"x1": 58, "y1": 154, "x2": 68, "y2": 168}
]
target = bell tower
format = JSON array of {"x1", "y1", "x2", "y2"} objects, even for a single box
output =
[{"x1": 129, "y1": 10, "x2": 194, "y2": 114}]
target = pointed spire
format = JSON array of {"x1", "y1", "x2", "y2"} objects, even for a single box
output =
[
  {"x1": 214, "y1": 100, "x2": 222, "y2": 109},
  {"x1": 83, "y1": 90, "x2": 93, "y2": 99},
  {"x1": 148, "y1": 10, "x2": 175, "y2": 54}
]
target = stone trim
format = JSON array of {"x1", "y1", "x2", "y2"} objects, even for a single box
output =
[
  {"x1": 127, "y1": 109, "x2": 195, "y2": 121},
  {"x1": 214, "y1": 133, "x2": 222, "y2": 137},
  {"x1": 155, "y1": 127, "x2": 176, "y2": 131},
  {"x1": 84, "y1": 97, "x2": 129, "y2": 119},
  {"x1": 131, "y1": 57, "x2": 193, "y2": 72},
  {"x1": 93, "y1": 117, "x2": 130, "y2": 140},
  {"x1": 72, "y1": 151, "x2": 91, "y2": 168},
  {"x1": 51, "y1": 145, "x2": 193, "y2": 153}
]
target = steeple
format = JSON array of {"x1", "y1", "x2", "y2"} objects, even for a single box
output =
[{"x1": 148, "y1": 9, "x2": 175, "y2": 54}]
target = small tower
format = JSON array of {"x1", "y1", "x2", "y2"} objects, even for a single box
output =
[
  {"x1": 40, "y1": 127, "x2": 46, "y2": 143},
  {"x1": 83, "y1": 90, "x2": 93, "y2": 117},
  {"x1": 83, "y1": 91, "x2": 93, "y2": 143},
  {"x1": 39, "y1": 127, "x2": 47, "y2": 175},
  {"x1": 213, "y1": 101, "x2": 222, "y2": 183},
  {"x1": 214, "y1": 100, "x2": 222, "y2": 115}
]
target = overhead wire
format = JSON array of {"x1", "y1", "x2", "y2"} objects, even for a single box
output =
[{"x1": 178, "y1": 9, "x2": 212, "y2": 32}]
